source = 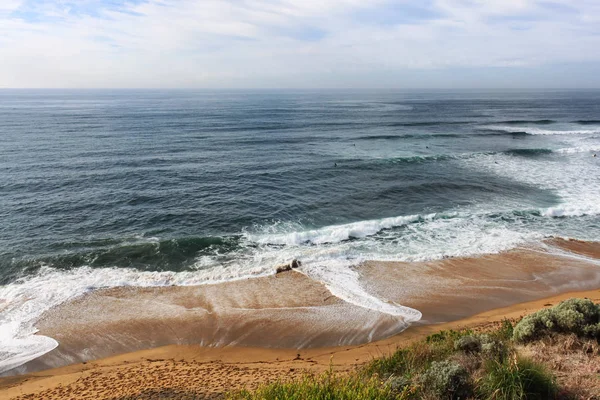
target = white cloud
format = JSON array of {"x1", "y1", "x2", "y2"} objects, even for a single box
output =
[{"x1": 0, "y1": 0, "x2": 599, "y2": 87}]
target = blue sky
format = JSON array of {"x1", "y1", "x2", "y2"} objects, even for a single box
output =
[{"x1": 1, "y1": 0, "x2": 600, "y2": 88}]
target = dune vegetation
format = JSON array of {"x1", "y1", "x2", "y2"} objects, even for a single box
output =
[{"x1": 229, "y1": 298, "x2": 600, "y2": 400}]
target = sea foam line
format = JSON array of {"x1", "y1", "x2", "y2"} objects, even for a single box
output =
[
  {"x1": 485, "y1": 125, "x2": 600, "y2": 135},
  {"x1": 245, "y1": 212, "x2": 457, "y2": 246}
]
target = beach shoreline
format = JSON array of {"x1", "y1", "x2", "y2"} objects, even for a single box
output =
[
  {"x1": 3, "y1": 287, "x2": 600, "y2": 399},
  {"x1": 2, "y1": 238, "x2": 600, "y2": 377},
  {"x1": 1, "y1": 238, "x2": 600, "y2": 399}
]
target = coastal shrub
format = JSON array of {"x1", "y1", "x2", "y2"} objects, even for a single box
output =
[
  {"x1": 513, "y1": 298, "x2": 600, "y2": 343},
  {"x1": 454, "y1": 335, "x2": 481, "y2": 354},
  {"x1": 479, "y1": 354, "x2": 557, "y2": 400},
  {"x1": 419, "y1": 360, "x2": 471, "y2": 399},
  {"x1": 384, "y1": 375, "x2": 413, "y2": 395},
  {"x1": 479, "y1": 334, "x2": 508, "y2": 361}
]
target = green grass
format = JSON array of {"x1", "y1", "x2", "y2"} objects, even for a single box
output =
[
  {"x1": 479, "y1": 354, "x2": 557, "y2": 400},
  {"x1": 229, "y1": 372, "x2": 410, "y2": 400}
]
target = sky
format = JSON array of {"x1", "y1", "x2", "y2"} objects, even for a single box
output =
[{"x1": 1, "y1": 0, "x2": 600, "y2": 88}]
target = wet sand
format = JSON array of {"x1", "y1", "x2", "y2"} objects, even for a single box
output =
[{"x1": 1, "y1": 238, "x2": 600, "y2": 398}]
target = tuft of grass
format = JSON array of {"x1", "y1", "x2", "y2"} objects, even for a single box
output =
[
  {"x1": 496, "y1": 319, "x2": 515, "y2": 341},
  {"x1": 513, "y1": 298, "x2": 600, "y2": 343},
  {"x1": 479, "y1": 353, "x2": 557, "y2": 400},
  {"x1": 228, "y1": 371, "x2": 412, "y2": 400},
  {"x1": 426, "y1": 329, "x2": 474, "y2": 345},
  {"x1": 364, "y1": 330, "x2": 475, "y2": 380}
]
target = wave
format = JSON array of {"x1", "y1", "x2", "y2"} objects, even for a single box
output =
[
  {"x1": 556, "y1": 145, "x2": 600, "y2": 154},
  {"x1": 0, "y1": 260, "x2": 274, "y2": 374},
  {"x1": 245, "y1": 213, "x2": 455, "y2": 245},
  {"x1": 483, "y1": 125, "x2": 600, "y2": 136},
  {"x1": 385, "y1": 121, "x2": 471, "y2": 127},
  {"x1": 0, "y1": 236, "x2": 242, "y2": 276},
  {"x1": 353, "y1": 134, "x2": 417, "y2": 141},
  {"x1": 353, "y1": 133, "x2": 464, "y2": 141},
  {"x1": 370, "y1": 148, "x2": 553, "y2": 165},
  {"x1": 503, "y1": 148, "x2": 553, "y2": 156},
  {"x1": 497, "y1": 119, "x2": 556, "y2": 125},
  {"x1": 478, "y1": 129, "x2": 530, "y2": 136},
  {"x1": 573, "y1": 120, "x2": 600, "y2": 125},
  {"x1": 541, "y1": 205, "x2": 600, "y2": 218}
]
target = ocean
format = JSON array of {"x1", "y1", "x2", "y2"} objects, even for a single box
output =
[{"x1": 1, "y1": 89, "x2": 600, "y2": 373}]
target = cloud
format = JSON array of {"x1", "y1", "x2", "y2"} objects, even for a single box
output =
[{"x1": 0, "y1": 0, "x2": 599, "y2": 87}]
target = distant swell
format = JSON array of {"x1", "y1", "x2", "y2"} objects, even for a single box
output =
[
  {"x1": 385, "y1": 121, "x2": 472, "y2": 127},
  {"x1": 483, "y1": 126, "x2": 600, "y2": 136},
  {"x1": 497, "y1": 119, "x2": 556, "y2": 125},
  {"x1": 574, "y1": 120, "x2": 600, "y2": 125},
  {"x1": 360, "y1": 148, "x2": 553, "y2": 166},
  {"x1": 478, "y1": 129, "x2": 530, "y2": 136},
  {"x1": 503, "y1": 148, "x2": 553, "y2": 156},
  {"x1": 353, "y1": 133, "x2": 463, "y2": 141}
]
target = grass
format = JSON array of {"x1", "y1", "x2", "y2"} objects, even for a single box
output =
[
  {"x1": 229, "y1": 372, "x2": 408, "y2": 400},
  {"x1": 479, "y1": 353, "x2": 557, "y2": 400}
]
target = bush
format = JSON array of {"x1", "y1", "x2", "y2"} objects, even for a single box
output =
[
  {"x1": 454, "y1": 335, "x2": 481, "y2": 354},
  {"x1": 513, "y1": 298, "x2": 600, "y2": 343},
  {"x1": 480, "y1": 354, "x2": 557, "y2": 400},
  {"x1": 420, "y1": 360, "x2": 471, "y2": 399},
  {"x1": 384, "y1": 375, "x2": 412, "y2": 395},
  {"x1": 479, "y1": 334, "x2": 508, "y2": 361}
]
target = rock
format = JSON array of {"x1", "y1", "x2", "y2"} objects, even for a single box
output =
[{"x1": 275, "y1": 259, "x2": 301, "y2": 274}]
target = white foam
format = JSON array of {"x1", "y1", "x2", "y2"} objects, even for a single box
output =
[
  {"x1": 298, "y1": 259, "x2": 422, "y2": 320},
  {"x1": 541, "y1": 204, "x2": 600, "y2": 218},
  {"x1": 466, "y1": 143, "x2": 600, "y2": 221},
  {"x1": 245, "y1": 213, "x2": 445, "y2": 245},
  {"x1": 556, "y1": 145, "x2": 600, "y2": 154},
  {"x1": 0, "y1": 263, "x2": 273, "y2": 374},
  {"x1": 487, "y1": 125, "x2": 600, "y2": 135}
]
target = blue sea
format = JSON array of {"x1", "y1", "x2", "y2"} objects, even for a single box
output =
[{"x1": 1, "y1": 89, "x2": 600, "y2": 372}]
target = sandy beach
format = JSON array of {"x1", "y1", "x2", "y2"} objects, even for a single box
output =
[
  {"x1": 3, "y1": 288, "x2": 600, "y2": 399},
  {"x1": 1, "y1": 238, "x2": 600, "y2": 399}
]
